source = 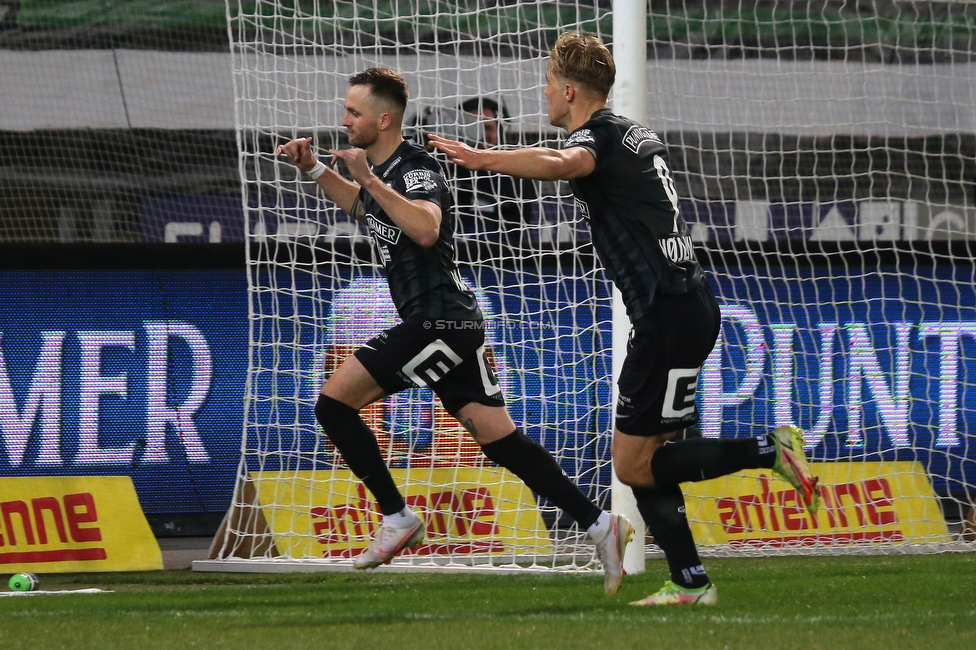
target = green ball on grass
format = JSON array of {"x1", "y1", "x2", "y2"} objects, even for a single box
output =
[{"x1": 8, "y1": 573, "x2": 39, "y2": 592}]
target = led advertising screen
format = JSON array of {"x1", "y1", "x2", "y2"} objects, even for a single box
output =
[
  {"x1": 704, "y1": 263, "x2": 976, "y2": 497},
  {"x1": 0, "y1": 271, "x2": 248, "y2": 515},
  {"x1": 1, "y1": 262, "x2": 973, "y2": 518}
]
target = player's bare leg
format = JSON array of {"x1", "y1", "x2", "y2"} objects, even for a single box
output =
[
  {"x1": 610, "y1": 429, "x2": 672, "y2": 488},
  {"x1": 320, "y1": 354, "x2": 387, "y2": 409}
]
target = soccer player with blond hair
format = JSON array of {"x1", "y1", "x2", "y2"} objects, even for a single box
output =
[{"x1": 430, "y1": 32, "x2": 820, "y2": 606}]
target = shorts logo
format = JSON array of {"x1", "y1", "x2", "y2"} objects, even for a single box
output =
[
  {"x1": 403, "y1": 169, "x2": 438, "y2": 193},
  {"x1": 621, "y1": 124, "x2": 662, "y2": 154},
  {"x1": 402, "y1": 340, "x2": 463, "y2": 387},
  {"x1": 475, "y1": 346, "x2": 502, "y2": 397},
  {"x1": 661, "y1": 366, "x2": 701, "y2": 420}
]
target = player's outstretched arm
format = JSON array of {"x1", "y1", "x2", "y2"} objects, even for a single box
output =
[
  {"x1": 427, "y1": 134, "x2": 595, "y2": 181},
  {"x1": 275, "y1": 137, "x2": 361, "y2": 218}
]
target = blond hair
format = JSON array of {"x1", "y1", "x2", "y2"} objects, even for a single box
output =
[{"x1": 548, "y1": 31, "x2": 615, "y2": 100}]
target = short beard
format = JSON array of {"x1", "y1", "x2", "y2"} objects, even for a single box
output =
[{"x1": 348, "y1": 129, "x2": 378, "y2": 149}]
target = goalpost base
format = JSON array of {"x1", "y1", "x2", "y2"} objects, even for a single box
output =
[
  {"x1": 191, "y1": 541, "x2": 974, "y2": 574},
  {"x1": 191, "y1": 557, "x2": 609, "y2": 575},
  {"x1": 207, "y1": 477, "x2": 279, "y2": 561}
]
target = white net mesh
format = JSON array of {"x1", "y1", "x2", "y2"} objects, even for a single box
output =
[
  {"x1": 0, "y1": 1, "x2": 238, "y2": 243},
  {"x1": 213, "y1": 0, "x2": 614, "y2": 569},
  {"x1": 209, "y1": 0, "x2": 976, "y2": 569}
]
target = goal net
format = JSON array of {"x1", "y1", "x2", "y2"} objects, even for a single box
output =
[{"x1": 206, "y1": 0, "x2": 976, "y2": 571}]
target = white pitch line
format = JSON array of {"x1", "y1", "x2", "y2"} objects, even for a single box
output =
[{"x1": 0, "y1": 589, "x2": 112, "y2": 597}]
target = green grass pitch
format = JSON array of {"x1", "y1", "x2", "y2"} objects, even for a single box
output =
[{"x1": 1, "y1": 554, "x2": 974, "y2": 649}]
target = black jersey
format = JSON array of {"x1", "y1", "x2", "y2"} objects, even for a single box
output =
[
  {"x1": 565, "y1": 108, "x2": 704, "y2": 321},
  {"x1": 361, "y1": 140, "x2": 481, "y2": 321}
]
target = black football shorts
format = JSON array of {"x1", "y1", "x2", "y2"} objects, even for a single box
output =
[
  {"x1": 354, "y1": 317, "x2": 506, "y2": 415},
  {"x1": 615, "y1": 281, "x2": 721, "y2": 436}
]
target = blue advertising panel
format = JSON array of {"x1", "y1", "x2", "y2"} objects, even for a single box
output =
[
  {"x1": 0, "y1": 271, "x2": 248, "y2": 514},
  {"x1": 241, "y1": 262, "x2": 976, "y2": 499},
  {"x1": 705, "y1": 264, "x2": 976, "y2": 497},
  {"x1": 2, "y1": 261, "x2": 973, "y2": 518}
]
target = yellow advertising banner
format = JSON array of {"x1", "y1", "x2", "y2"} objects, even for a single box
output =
[
  {"x1": 0, "y1": 476, "x2": 162, "y2": 572},
  {"x1": 250, "y1": 467, "x2": 552, "y2": 559},
  {"x1": 683, "y1": 461, "x2": 950, "y2": 548}
]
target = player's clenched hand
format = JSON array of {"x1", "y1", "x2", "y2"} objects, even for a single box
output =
[
  {"x1": 275, "y1": 137, "x2": 317, "y2": 173},
  {"x1": 427, "y1": 134, "x2": 487, "y2": 170},
  {"x1": 329, "y1": 147, "x2": 372, "y2": 185}
]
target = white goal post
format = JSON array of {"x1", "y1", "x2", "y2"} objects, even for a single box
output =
[{"x1": 199, "y1": 0, "x2": 976, "y2": 573}]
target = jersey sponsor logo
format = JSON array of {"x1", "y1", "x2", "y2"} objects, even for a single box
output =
[
  {"x1": 621, "y1": 124, "x2": 663, "y2": 154},
  {"x1": 564, "y1": 128, "x2": 595, "y2": 148},
  {"x1": 574, "y1": 197, "x2": 591, "y2": 221},
  {"x1": 367, "y1": 214, "x2": 401, "y2": 245},
  {"x1": 403, "y1": 168, "x2": 438, "y2": 193},
  {"x1": 615, "y1": 393, "x2": 632, "y2": 414},
  {"x1": 658, "y1": 234, "x2": 696, "y2": 264}
]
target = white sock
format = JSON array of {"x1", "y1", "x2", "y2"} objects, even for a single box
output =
[
  {"x1": 383, "y1": 507, "x2": 418, "y2": 528},
  {"x1": 587, "y1": 511, "x2": 612, "y2": 543}
]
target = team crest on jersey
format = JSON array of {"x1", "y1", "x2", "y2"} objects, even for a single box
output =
[
  {"x1": 403, "y1": 168, "x2": 438, "y2": 193},
  {"x1": 367, "y1": 214, "x2": 401, "y2": 245},
  {"x1": 565, "y1": 129, "x2": 595, "y2": 147},
  {"x1": 621, "y1": 125, "x2": 662, "y2": 154}
]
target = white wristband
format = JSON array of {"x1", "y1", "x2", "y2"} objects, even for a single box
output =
[{"x1": 306, "y1": 160, "x2": 327, "y2": 180}]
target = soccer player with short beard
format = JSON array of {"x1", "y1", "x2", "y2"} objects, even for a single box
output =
[
  {"x1": 277, "y1": 67, "x2": 632, "y2": 593},
  {"x1": 430, "y1": 33, "x2": 820, "y2": 606}
]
